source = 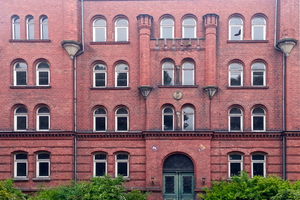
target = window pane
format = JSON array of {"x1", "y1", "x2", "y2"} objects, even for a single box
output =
[
  {"x1": 117, "y1": 73, "x2": 127, "y2": 86},
  {"x1": 253, "y1": 72, "x2": 264, "y2": 85},
  {"x1": 38, "y1": 107, "x2": 49, "y2": 113},
  {"x1": 253, "y1": 27, "x2": 264, "y2": 40},
  {"x1": 163, "y1": 70, "x2": 173, "y2": 85},
  {"x1": 116, "y1": 108, "x2": 128, "y2": 114},
  {"x1": 230, "y1": 116, "x2": 241, "y2": 131},
  {"x1": 17, "y1": 163, "x2": 26, "y2": 176},
  {"x1": 28, "y1": 23, "x2": 34, "y2": 39},
  {"x1": 165, "y1": 176, "x2": 175, "y2": 194},
  {"x1": 95, "y1": 28, "x2": 105, "y2": 42},
  {"x1": 95, "y1": 154, "x2": 106, "y2": 160},
  {"x1": 230, "y1": 72, "x2": 241, "y2": 86},
  {"x1": 253, "y1": 163, "x2": 264, "y2": 176},
  {"x1": 38, "y1": 153, "x2": 50, "y2": 159},
  {"x1": 14, "y1": 23, "x2": 20, "y2": 39},
  {"x1": 39, "y1": 72, "x2": 49, "y2": 85},
  {"x1": 95, "y1": 117, "x2": 105, "y2": 131},
  {"x1": 16, "y1": 154, "x2": 27, "y2": 159},
  {"x1": 117, "y1": 117, "x2": 127, "y2": 131},
  {"x1": 164, "y1": 115, "x2": 173, "y2": 130},
  {"x1": 117, "y1": 162, "x2": 128, "y2": 176},
  {"x1": 39, "y1": 162, "x2": 49, "y2": 176},
  {"x1": 184, "y1": 27, "x2": 195, "y2": 38},
  {"x1": 230, "y1": 27, "x2": 242, "y2": 40},
  {"x1": 162, "y1": 27, "x2": 173, "y2": 38},
  {"x1": 95, "y1": 163, "x2": 106, "y2": 176},
  {"x1": 230, "y1": 163, "x2": 241, "y2": 176},
  {"x1": 117, "y1": 154, "x2": 128, "y2": 160},
  {"x1": 252, "y1": 155, "x2": 264, "y2": 160},
  {"x1": 183, "y1": 176, "x2": 192, "y2": 194},
  {"x1": 39, "y1": 116, "x2": 49, "y2": 130},
  {"x1": 16, "y1": 107, "x2": 27, "y2": 113},
  {"x1": 42, "y1": 24, "x2": 49, "y2": 39},
  {"x1": 17, "y1": 116, "x2": 26, "y2": 130},
  {"x1": 253, "y1": 116, "x2": 264, "y2": 130},
  {"x1": 183, "y1": 70, "x2": 193, "y2": 85},
  {"x1": 17, "y1": 71, "x2": 26, "y2": 85},
  {"x1": 229, "y1": 154, "x2": 242, "y2": 160},
  {"x1": 183, "y1": 114, "x2": 193, "y2": 131},
  {"x1": 95, "y1": 73, "x2": 105, "y2": 87},
  {"x1": 117, "y1": 28, "x2": 127, "y2": 41}
]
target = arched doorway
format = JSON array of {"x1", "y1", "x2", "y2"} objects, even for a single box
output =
[{"x1": 163, "y1": 154, "x2": 194, "y2": 200}]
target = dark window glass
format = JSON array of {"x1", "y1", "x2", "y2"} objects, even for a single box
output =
[
  {"x1": 117, "y1": 73, "x2": 127, "y2": 86},
  {"x1": 17, "y1": 163, "x2": 26, "y2": 176},
  {"x1": 253, "y1": 72, "x2": 264, "y2": 85},
  {"x1": 17, "y1": 116, "x2": 27, "y2": 130},
  {"x1": 229, "y1": 154, "x2": 241, "y2": 160},
  {"x1": 95, "y1": 163, "x2": 106, "y2": 176},
  {"x1": 165, "y1": 176, "x2": 175, "y2": 193},
  {"x1": 230, "y1": 163, "x2": 241, "y2": 176},
  {"x1": 17, "y1": 71, "x2": 26, "y2": 85},
  {"x1": 253, "y1": 116, "x2": 264, "y2": 130},
  {"x1": 164, "y1": 115, "x2": 173, "y2": 130},
  {"x1": 230, "y1": 72, "x2": 241, "y2": 86},
  {"x1": 117, "y1": 117, "x2": 127, "y2": 131},
  {"x1": 39, "y1": 162, "x2": 49, "y2": 176},
  {"x1": 183, "y1": 176, "x2": 192, "y2": 194},
  {"x1": 39, "y1": 72, "x2": 49, "y2": 85},
  {"x1": 230, "y1": 116, "x2": 241, "y2": 131},
  {"x1": 253, "y1": 163, "x2": 264, "y2": 176},
  {"x1": 117, "y1": 154, "x2": 128, "y2": 160},
  {"x1": 95, "y1": 117, "x2": 105, "y2": 131},
  {"x1": 252, "y1": 155, "x2": 264, "y2": 160},
  {"x1": 117, "y1": 162, "x2": 127, "y2": 176},
  {"x1": 16, "y1": 154, "x2": 27, "y2": 159},
  {"x1": 95, "y1": 73, "x2": 105, "y2": 87},
  {"x1": 39, "y1": 116, "x2": 49, "y2": 130},
  {"x1": 95, "y1": 154, "x2": 106, "y2": 160}
]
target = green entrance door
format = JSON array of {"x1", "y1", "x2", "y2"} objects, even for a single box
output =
[{"x1": 163, "y1": 154, "x2": 194, "y2": 200}]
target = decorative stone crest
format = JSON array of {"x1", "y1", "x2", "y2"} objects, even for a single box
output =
[{"x1": 173, "y1": 91, "x2": 183, "y2": 100}]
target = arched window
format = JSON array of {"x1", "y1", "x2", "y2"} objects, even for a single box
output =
[
  {"x1": 14, "y1": 62, "x2": 27, "y2": 86},
  {"x1": 93, "y1": 18, "x2": 106, "y2": 42},
  {"x1": 93, "y1": 64, "x2": 106, "y2": 87},
  {"x1": 252, "y1": 62, "x2": 266, "y2": 86},
  {"x1": 252, "y1": 17, "x2": 266, "y2": 40},
  {"x1": 94, "y1": 153, "x2": 107, "y2": 177},
  {"x1": 160, "y1": 18, "x2": 174, "y2": 39},
  {"x1": 251, "y1": 154, "x2": 266, "y2": 177},
  {"x1": 115, "y1": 153, "x2": 129, "y2": 177},
  {"x1": 252, "y1": 107, "x2": 265, "y2": 131},
  {"x1": 115, "y1": 63, "x2": 128, "y2": 87},
  {"x1": 115, "y1": 18, "x2": 128, "y2": 41},
  {"x1": 36, "y1": 153, "x2": 50, "y2": 177},
  {"x1": 37, "y1": 62, "x2": 50, "y2": 86},
  {"x1": 229, "y1": 63, "x2": 243, "y2": 86},
  {"x1": 163, "y1": 107, "x2": 174, "y2": 131},
  {"x1": 15, "y1": 107, "x2": 27, "y2": 131},
  {"x1": 26, "y1": 16, "x2": 34, "y2": 39},
  {"x1": 228, "y1": 154, "x2": 243, "y2": 177},
  {"x1": 12, "y1": 16, "x2": 20, "y2": 39},
  {"x1": 229, "y1": 108, "x2": 242, "y2": 131},
  {"x1": 115, "y1": 108, "x2": 128, "y2": 131},
  {"x1": 40, "y1": 16, "x2": 48, "y2": 39},
  {"x1": 229, "y1": 17, "x2": 243, "y2": 40},
  {"x1": 162, "y1": 62, "x2": 174, "y2": 85},
  {"x1": 182, "y1": 106, "x2": 194, "y2": 131},
  {"x1": 94, "y1": 108, "x2": 107, "y2": 131},
  {"x1": 14, "y1": 153, "x2": 28, "y2": 178},
  {"x1": 37, "y1": 107, "x2": 50, "y2": 131},
  {"x1": 182, "y1": 17, "x2": 196, "y2": 38},
  {"x1": 182, "y1": 62, "x2": 194, "y2": 85}
]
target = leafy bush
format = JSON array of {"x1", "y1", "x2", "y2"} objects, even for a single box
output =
[{"x1": 0, "y1": 179, "x2": 26, "y2": 200}]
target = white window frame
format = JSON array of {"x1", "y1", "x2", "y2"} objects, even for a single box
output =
[
  {"x1": 162, "y1": 62, "x2": 174, "y2": 85},
  {"x1": 115, "y1": 64, "x2": 129, "y2": 87},
  {"x1": 37, "y1": 107, "x2": 50, "y2": 131},
  {"x1": 229, "y1": 63, "x2": 243, "y2": 86},
  {"x1": 251, "y1": 154, "x2": 266, "y2": 178},
  {"x1": 14, "y1": 107, "x2": 27, "y2": 131},
  {"x1": 12, "y1": 16, "x2": 20, "y2": 39},
  {"x1": 36, "y1": 153, "x2": 50, "y2": 178},
  {"x1": 37, "y1": 62, "x2": 50, "y2": 86},
  {"x1": 252, "y1": 17, "x2": 266, "y2": 40},
  {"x1": 115, "y1": 108, "x2": 129, "y2": 132},
  {"x1": 182, "y1": 62, "x2": 194, "y2": 85},
  {"x1": 14, "y1": 153, "x2": 28, "y2": 178},
  {"x1": 40, "y1": 16, "x2": 49, "y2": 39},
  {"x1": 228, "y1": 154, "x2": 243, "y2": 178},
  {"x1": 251, "y1": 108, "x2": 266, "y2": 131},
  {"x1": 182, "y1": 17, "x2": 196, "y2": 38},
  {"x1": 93, "y1": 64, "x2": 107, "y2": 87},
  {"x1": 160, "y1": 18, "x2": 174, "y2": 39},
  {"x1": 14, "y1": 62, "x2": 27, "y2": 86},
  {"x1": 251, "y1": 62, "x2": 266, "y2": 86},
  {"x1": 229, "y1": 17, "x2": 243, "y2": 40},
  {"x1": 229, "y1": 108, "x2": 243, "y2": 132},
  {"x1": 115, "y1": 18, "x2": 128, "y2": 42},
  {"x1": 26, "y1": 16, "x2": 34, "y2": 39},
  {"x1": 93, "y1": 18, "x2": 106, "y2": 42},
  {"x1": 115, "y1": 153, "x2": 129, "y2": 178},
  {"x1": 162, "y1": 107, "x2": 174, "y2": 131},
  {"x1": 93, "y1": 154, "x2": 107, "y2": 177},
  {"x1": 93, "y1": 108, "x2": 107, "y2": 132},
  {"x1": 182, "y1": 106, "x2": 194, "y2": 131}
]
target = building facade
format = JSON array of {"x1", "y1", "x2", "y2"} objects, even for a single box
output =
[{"x1": 0, "y1": 0, "x2": 299, "y2": 199}]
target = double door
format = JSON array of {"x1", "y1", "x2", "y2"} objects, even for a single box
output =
[{"x1": 163, "y1": 172, "x2": 194, "y2": 200}]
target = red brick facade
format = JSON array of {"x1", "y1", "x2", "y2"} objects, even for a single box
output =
[{"x1": 0, "y1": 0, "x2": 299, "y2": 199}]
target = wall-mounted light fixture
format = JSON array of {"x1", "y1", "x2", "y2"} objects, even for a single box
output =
[
  {"x1": 138, "y1": 85, "x2": 153, "y2": 100},
  {"x1": 202, "y1": 177, "x2": 206, "y2": 185},
  {"x1": 203, "y1": 85, "x2": 218, "y2": 100},
  {"x1": 61, "y1": 40, "x2": 82, "y2": 59},
  {"x1": 276, "y1": 38, "x2": 297, "y2": 57}
]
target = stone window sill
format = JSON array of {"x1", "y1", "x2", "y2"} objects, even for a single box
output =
[
  {"x1": 90, "y1": 41, "x2": 130, "y2": 45},
  {"x1": 90, "y1": 87, "x2": 130, "y2": 90},
  {"x1": 10, "y1": 86, "x2": 51, "y2": 89},
  {"x1": 227, "y1": 40, "x2": 269, "y2": 43},
  {"x1": 227, "y1": 86, "x2": 269, "y2": 89},
  {"x1": 158, "y1": 85, "x2": 198, "y2": 88},
  {"x1": 9, "y1": 39, "x2": 51, "y2": 43},
  {"x1": 13, "y1": 178, "x2": 29, "y2": 182}
]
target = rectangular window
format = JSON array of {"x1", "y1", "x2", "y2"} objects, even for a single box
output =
[
  {"x1": 252, "y1": 72, "x2": 264, "y2": 86},
  {"x1": 94, "y1": 154, "x2": 107, "y2": 177},
  {"x1": 228, "y1": 154, "x2": 242, "y2": 178},
  {"x1": 95, "y1": 28, "x2": 106, "y2": 42},
  {"x1": 37, "y1": 153, "x2": 50, "y2": 177},
  {"x1": 252, "y1": 154, "x2": 265, "y2": 177},
  {"x1": 39, "y1": 116, "x2": 49, "y2": 130},
  {"x1": 16, "y1": 71, "x2": 27, "y2": 85},
  {"x1": 17, "y1": 116, "x2": 27, "y2": 130},
  {"x1": 38, "y1": 72, "x2": 49, "y2": 85},
  {"x1": 115, "y1": 154, "x2": 129, "y2": 177},
  {"x1": 95, "y1": 73, "x2": 106, "y2": 87},
  {"x1": 15, "y1": 154, "x2": 28, "y2": 178},
  {"x1": 117, "y1": 117, "x2": 128, "y2": 131},
  {"x1": 230, "y1": 117, "x2": 241, "y2": 131},
  {"x1": 164, "y1": 115, "x2": 173, "y2": 131},
  {"x1": 117, "y1": 73, "x2": 127, "y2": 86},
  {"x1": 95, "y1": 117, "x2": 106, "y2": 131}
]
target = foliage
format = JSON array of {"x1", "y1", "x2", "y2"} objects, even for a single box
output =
[
  {"x1": 199, "y1": 171, "x2": 300, "y2": 200},
  {"x1": 29, "y1": 175, "x2": 149, "y2": 200},
  {"x1": 0, "y1": 179, "x2": 26, "y2": 200}
]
